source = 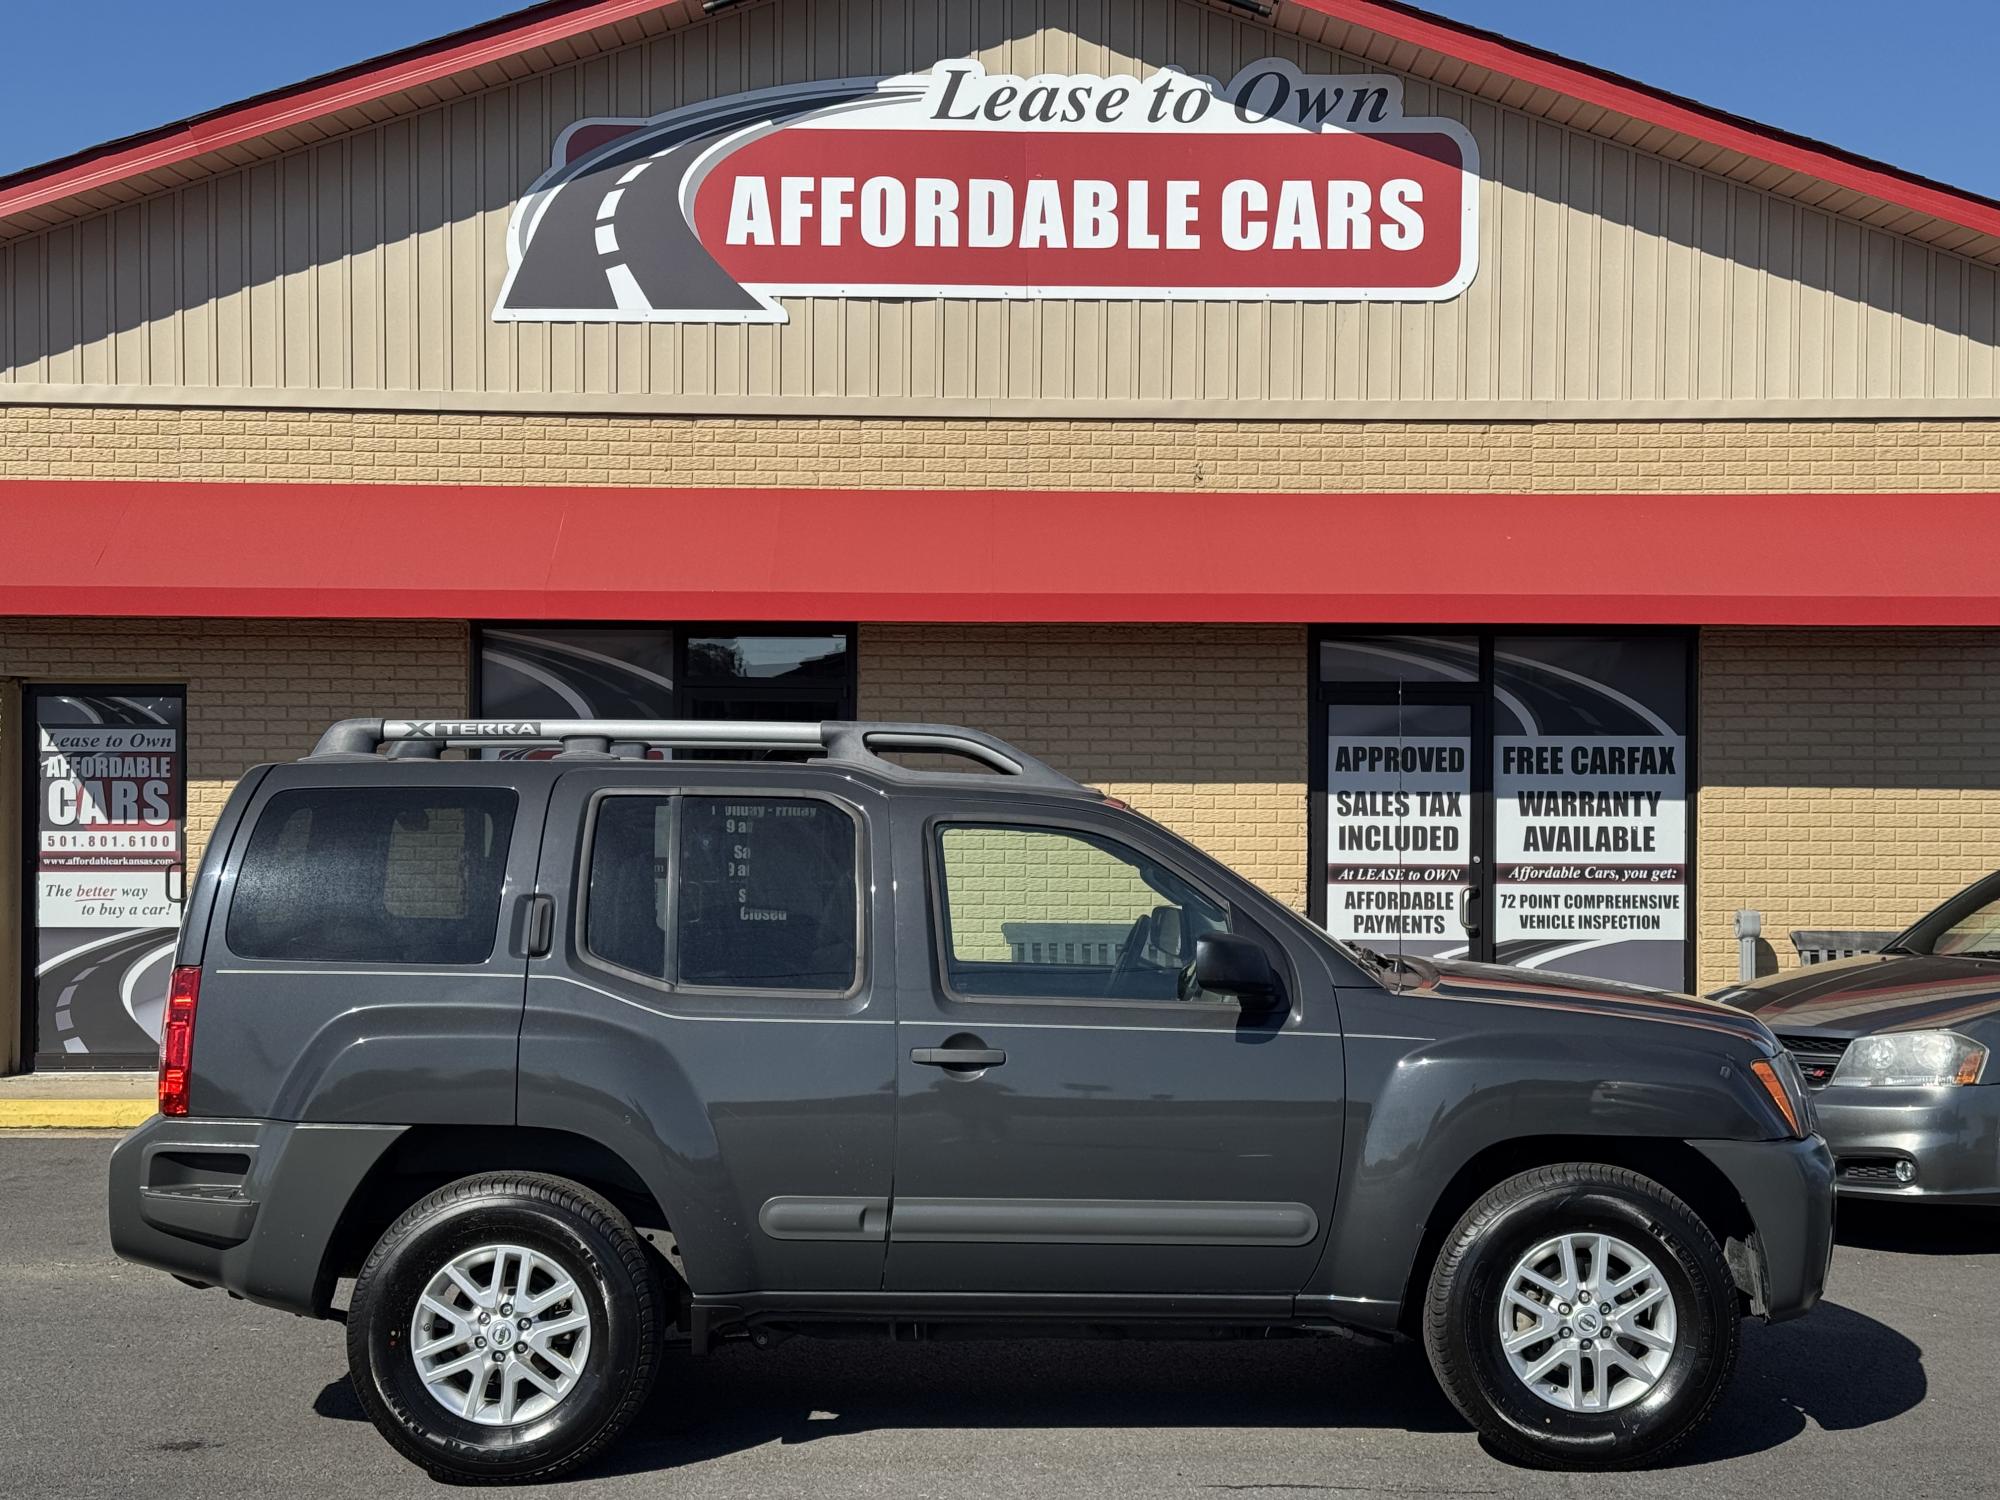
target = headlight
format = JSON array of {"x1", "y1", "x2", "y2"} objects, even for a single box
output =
[{"x1": 1830, "y1": 1030, "x2": 1988, "y2": 1088}]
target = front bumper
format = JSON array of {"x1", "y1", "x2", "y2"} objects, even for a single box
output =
[
  {"x1": 1692, "y1": 1134, "x2": 1836, "y2": 1321},
  {"x1": 1808, "y1": 1083, "x2": 2000, "y2": 1205},
  {"x1": 108, "y1": 1114, "x2": 405, "y2": 1316}
]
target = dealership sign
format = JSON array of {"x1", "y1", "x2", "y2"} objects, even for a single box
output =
[
  {"x1": 32, "y1": 689, "x2": 186, "y2": 1066},
  {"x1": 495, "y1": 61, "x2": 1479, "y2": 324}
]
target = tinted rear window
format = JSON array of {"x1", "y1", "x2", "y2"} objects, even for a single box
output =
[
  {"x1": 227, "y1": 787, "x2": 517, "y2": 964},
  {"x1": 677, "y1": 796, "x2": 857, "y2": 991}
]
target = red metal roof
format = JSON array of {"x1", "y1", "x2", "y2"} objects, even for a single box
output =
[
  {"x1": 2, "y1": 0, "x2": 1999, "y2": 244},
  {"x1": 0, "y1": 0, "x2": 683, "y2": 225},
  {"x1": 4, "y1": 480, "x2": 1996, "y2": 626},
  {"x1": 1314, "y1": 0, "x2": 2000, "y2": 241}
]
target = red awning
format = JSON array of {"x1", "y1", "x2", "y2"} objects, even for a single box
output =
[{"x1": 3, "y1": 479, "x2": 1995, "y2": 625}]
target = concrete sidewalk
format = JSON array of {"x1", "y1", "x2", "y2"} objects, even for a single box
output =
[{"x1": 0, "y1": 1071, "x2": 154, "y2": 1128}]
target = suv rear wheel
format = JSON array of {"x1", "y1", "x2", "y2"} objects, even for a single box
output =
[
  {"x1": 1422, "y1": 1163, "x2": 1739, "y2": 1468},
  {"x1": 346, "y1": 1172, "x2": 664, "y2": 1483}
]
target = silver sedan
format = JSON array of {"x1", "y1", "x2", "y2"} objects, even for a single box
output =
[{"x1": 1715, "y1": 872, "x2": 2000, "y2": 1204}]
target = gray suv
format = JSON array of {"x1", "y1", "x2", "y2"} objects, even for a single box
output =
[{"x1": 110, "y1": 717, "x2": 1833, "y2": 1481}]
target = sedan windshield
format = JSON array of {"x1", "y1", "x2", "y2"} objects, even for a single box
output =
[{"x1": 1897, "y1": 873, "x2": 2000, "y2": 957}]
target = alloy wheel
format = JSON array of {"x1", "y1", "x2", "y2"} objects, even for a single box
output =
[
  {"x1": 1495, "y1": 1230, "x2": 1678, "y2": 1412},
  {"x1": 408, "y1": 1242, "x2": 594, "y2": 1426}
]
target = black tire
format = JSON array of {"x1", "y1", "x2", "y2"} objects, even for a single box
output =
[
  {"x1": 1421, "y1": 1163, "x2": 1740, "y2": 1469},
  {"x1": 346, "y1": 1172, "x2": 664, "y2": 1484}
]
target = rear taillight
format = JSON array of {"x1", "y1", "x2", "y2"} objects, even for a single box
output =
[{"x1": 158, "y1": 965, "x2": 201, "y2": 1117}]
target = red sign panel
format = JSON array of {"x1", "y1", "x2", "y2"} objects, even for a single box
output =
[
  {"x1": 693, "y1": 126, "x2": 1467, "y2": 296},
  {"x1": 496, "y1": 61, "x2": 1480, "y2": 324}
]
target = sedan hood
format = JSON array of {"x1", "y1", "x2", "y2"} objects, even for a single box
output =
[
  {"x1": 1717, "y1": 952, "x2": 2000, "y2": 1040},
  {"x1": 1415, "y1": 957, "x2": 1779, "y2": 1049}
]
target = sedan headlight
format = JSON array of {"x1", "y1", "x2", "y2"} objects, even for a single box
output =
[{"x1": 1830, "y1": 1030, "x2": 1988, "y2": 1088}]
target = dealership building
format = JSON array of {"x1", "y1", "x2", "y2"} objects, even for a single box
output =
[{"x1": 6, "y1": 0, "x2": 2000, "y2": 1071}]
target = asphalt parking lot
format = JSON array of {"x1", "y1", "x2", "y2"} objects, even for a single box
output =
[{"x1": 7, "y1": 1132, "x2": 1996, "y2": 1499}]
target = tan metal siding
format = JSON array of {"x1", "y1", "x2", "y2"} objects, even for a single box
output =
[{"x1": 5, "y1": 0, "x2": 1998, "y2": 410}]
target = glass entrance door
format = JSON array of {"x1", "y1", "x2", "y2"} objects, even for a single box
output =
[{"x1": 1315, "y1": 633, "x2": 1693, "y2": 992}]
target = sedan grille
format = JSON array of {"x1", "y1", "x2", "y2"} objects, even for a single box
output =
[{"x1": 1775, "y1": 1034, "x2": 1850, "y2": 1090}]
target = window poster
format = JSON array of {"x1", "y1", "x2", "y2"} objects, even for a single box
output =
[
  {"x1": 1323, "y1": 701, "x2": 1474, "y2": 957},
  {"x1": 1491, "y1": 638, "x2": 1688, "y2": 991},
  {"x1": 32, "y1": 688, "x2": 187, "y2": 1067}
]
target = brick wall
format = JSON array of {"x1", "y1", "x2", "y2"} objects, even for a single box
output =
[
  {"x1": 1696, "y1": 629, "x2": 2000, "y2": 992},
  {"x1": 5, "y1": 405, "x2": 2000, "y2": 492},
  {"x1": 859, "y1": 624, "x2": 1307, "y2": 909},
  {"x1": 1, "y1": 618, "x2": 469, "y2": 869}
]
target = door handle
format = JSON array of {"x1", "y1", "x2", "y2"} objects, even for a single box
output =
[
  {"x1": 514, "y1": 893, "x2": 555, "y2": 958},
  {"x1": 1456, "y1": 885, "x2": 1481, "y2": 939},
  {"x1": 911, "y1": 1045, "x2": 1006, "y2": 1069}
]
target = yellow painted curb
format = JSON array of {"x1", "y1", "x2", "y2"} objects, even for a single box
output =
[{"x1": 0, "y1": 1099, "x2": 155, "y2": 1128}]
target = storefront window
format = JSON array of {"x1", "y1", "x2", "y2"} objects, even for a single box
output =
[
  {"x1": 684, "y1": 634, "x2": 848, "y2": 682},
  {"x1": 474, "y1": 625, "x2": 855, "y2": 755},
  {"x1": 478, "y1": 627, "x2": 677, "y2": 721},
  {"x1": 1317, "y1": 635, "x2": 1478, "y2": 687},
  {"x1": 1316, "y1": 632, "x2": 1692, "y2": 992}
]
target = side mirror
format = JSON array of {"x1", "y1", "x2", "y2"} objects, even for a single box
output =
[{"x1": 1194, "y1": 932, "x2": 1283, "y2": 1006}]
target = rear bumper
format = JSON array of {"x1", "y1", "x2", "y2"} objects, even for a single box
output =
[
  {"x1": 1692, "y1": 1134, "x2": 1836, "y2": 1322},
  {"x1": 1809, "y1": 1084, "x2": 2000, "y2": 1205},
  {"x1": 108, "y1": 1114, "x2": 404, "y2": 1316}
]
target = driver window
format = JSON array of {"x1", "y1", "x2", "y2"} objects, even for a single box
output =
[{"x1": 936, "y1": 824, "x2": 1230, "y2": 1002}]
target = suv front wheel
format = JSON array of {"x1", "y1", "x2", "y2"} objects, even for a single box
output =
[
  {"x1": 1422, "y1": 1163, "x2": 1740, "y2": 1469},
  {"x1": 346, "y1": 1172, "x2": 665, "y2": 1483}
]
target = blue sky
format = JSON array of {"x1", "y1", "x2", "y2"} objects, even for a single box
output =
[{"x1": 1, "y1": 1, "x2": 1993, "y2": 197}]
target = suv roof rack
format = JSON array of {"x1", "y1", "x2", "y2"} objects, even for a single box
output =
[{"x1": 307, "y1": 717, "x2": 1088, "y2": 790}]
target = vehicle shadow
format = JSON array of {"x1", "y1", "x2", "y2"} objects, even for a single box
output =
[
  {"x1": 1637, "y1": 1200, "x2": 1991, "y2": 1468},
  {"x1": 314, "y1": 1331, "x2": 1461, "y2": 1464},
  {"x1": 591, "y1": 1333, "x2": 1461, "y2": 1478},
  {"x1": 1645, "y1": 1298, "x2": 1924, "y2": 1468},
  {"x1": 314, "y1": 1283, "x2": 1924, "y2": 1481},
  {"x1": 313, "y1": 1259, "x2": 1928, "y2": 1481}
]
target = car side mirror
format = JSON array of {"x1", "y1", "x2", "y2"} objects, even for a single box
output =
[{"x1": 1193, "y1": 932, "x2": 1282, "y2": 1007}]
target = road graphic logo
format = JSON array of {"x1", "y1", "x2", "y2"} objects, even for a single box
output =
[{"x1": 493, "y1": 59, "x2": 1479, "y2": 324}]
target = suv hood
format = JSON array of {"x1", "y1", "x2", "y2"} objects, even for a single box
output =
[
  {"x1": 1714, "y1": 952, "x2": 2000, "y2": 1040},
  {"x1": 1410, "y1": 957, "x2": 1779, "y2": 1049}
]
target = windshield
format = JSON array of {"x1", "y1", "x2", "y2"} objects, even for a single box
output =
[{"x1": 1894, "y1": 872, "x2": 2000, "y2": 957}]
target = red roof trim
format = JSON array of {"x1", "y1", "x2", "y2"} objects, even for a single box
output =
[
  {"x1": 4, "y1": 479, "x2": 1998, "y2": 627},
  {"x1": 1286, "y1": 0, "x2": 2000, "y2": 238},
  {"x1": 1, "y1": 0, "x2": 1996, "y2": 244},
  {"x1": 0, "y1": 0, "x2": 677, "y2": 223}
]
